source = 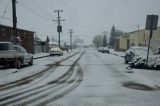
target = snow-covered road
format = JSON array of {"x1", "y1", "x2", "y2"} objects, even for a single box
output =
[
  {"x1": 0, "y1": 48, "x2": 160, "y2": 106},
  {"x1": 52, "y1": 48, "x2": 160, "y2": 106}
]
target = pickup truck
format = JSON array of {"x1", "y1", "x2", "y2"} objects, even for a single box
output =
[{"x1": 0, "y1": 42, "x2": 33, "y2": 69}]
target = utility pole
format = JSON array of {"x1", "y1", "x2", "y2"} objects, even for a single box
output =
[
  {"x1": 77, "y1": 36, "x2": 80, "y2": 48},
  {"x1": 69, "y1": 29, "x2": 73, "y2": 51},
  {"x1": 12, "y1": 0, "x2": 17, "y2": 44},
  {"x1": 137, "y1": 25, "x2": 140, "y2": 45},
  {"x1": 53, "y1": 10, "x2": 65, "y2": 48}
]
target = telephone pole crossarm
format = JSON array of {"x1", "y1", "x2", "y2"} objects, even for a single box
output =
[{"x1": 53, "y1": 10, "x2": 65, "y2": 48}]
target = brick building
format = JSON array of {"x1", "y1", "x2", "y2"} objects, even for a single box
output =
[{"x1": 0, "y1": 24, "x2": 35, "y2": 54}]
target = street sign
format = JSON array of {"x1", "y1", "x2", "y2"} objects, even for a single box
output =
[
  {"x1": 145, "y1": 15, "x2": 159, "y2": 64},
  {"x1": 145, "y1": 15, "x2": 158, "y2": 30}
]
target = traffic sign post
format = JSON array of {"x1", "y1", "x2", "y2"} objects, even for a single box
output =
[
  {"x1": 145, "y1": 15, "x2": 159, "y2": 64},
  {"x1": 57, "y1": 25, "x2": 62, "y2": 32}
]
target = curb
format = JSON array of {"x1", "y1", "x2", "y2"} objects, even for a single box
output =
[{"x1": 33, "y1": 55, "x2": 50, "y2": 59}]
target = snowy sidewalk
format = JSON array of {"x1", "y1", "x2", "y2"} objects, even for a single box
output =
[
  {"x1": 109, "y1": 49, "x2": 125, "y2": 58},
  {"x1": 108, "y1": 49, "x2": 160, "y2": 88},
  {"x1": 33, "y1": 53, "x2": 49, "y2": 59}
]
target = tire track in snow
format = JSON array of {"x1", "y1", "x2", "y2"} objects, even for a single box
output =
[
  {"x1": 34, "y1": 66, "x2": 83, "y2": 106},
  {"x1": 0, "y1": 52, "x2": 79, "y2": 91},
  {"x1": 0, "y1": 52, "x2": 80, "y2": 97},
  {"x1": 0, "y1": 51, "x2": 84, "y2": 106}
]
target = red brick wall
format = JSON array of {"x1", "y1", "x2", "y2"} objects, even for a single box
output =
[{"x1": 0, "y1": 24, "x2": 34, "y2": 54}]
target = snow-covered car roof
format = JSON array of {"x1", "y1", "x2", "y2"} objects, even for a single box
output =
[
  {"x1": 129, "y1": 46, "x2": 148, "y2": 50},
  {"x1": 50, "y1": 47, "x2": 62, "y2": 51},
  {"x1": 127, "y1": 46, "x2": 154, "y2": 57},
  {"x1": 100, "y1": 47, "x2": 109, "y2": 50}
]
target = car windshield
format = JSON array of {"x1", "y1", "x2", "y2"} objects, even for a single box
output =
[
  {"x1": 0, "y1": 43, "x2": 9, "y2": 51},
  {"x1": 51, "y1": 47, "x2": 60, "y2": 51}
]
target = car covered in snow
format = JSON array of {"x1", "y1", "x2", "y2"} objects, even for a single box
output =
[
  {"x1": 98, "y1": 47, "x2": 109, "y2": 53},
  {"x1": 98, "y1": 47, "x2": 103, "y2": 52},
  {"x1": 124, "y1": 46, "x2": 148, "y2": 64},
  {"x1": 125, "y1": 46, "x2": 160, "y2": 69},
  {"x1": 13, "y1": 45, "x2": 33, "y2": 67},
  {"x1": 101, "y1": 47, "x2": 109, "y2": 53},
  {"x1": 49, "y1": 47, "x2": 63, "y2": 56},
  {"x1": 0, "y1": 42, "x2": 33, "y2": 68}
]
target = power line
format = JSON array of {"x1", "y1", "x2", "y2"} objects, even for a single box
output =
[
  {"x1": 17, "y1": 0, "x2": 51, "y2": 22},
  {"x1": 0, "y1": 0, "x2": 53, "y2": 32},
  {"x1": 18, "y1": 0, "x2": 53, "y2": 18},
  {"x1": 0, "y1": 16, "x2": 11, "y2": 21},
  {"x1": 29, "y1": 0, "x2": 53, "y2": 18},
  {"x1": 0, "y1": 0, "x2": 10, "y2": 23},
  {"x1": 0, "y1": 15, "x2": 54, "y2": 32},
  {"x1": 2, "y1": 0, "x2": 10, "y2": 17}
]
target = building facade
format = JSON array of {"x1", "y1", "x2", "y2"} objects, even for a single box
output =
[
  {"x1": 34, "y1": 36, "x2": 50, "y2": 53},
  {"x1": 0, "y1": 24, "x2": 35, "y2": 53},
  {"x1": 118, "y1": 27, "x2": 160, "y2": 51}
]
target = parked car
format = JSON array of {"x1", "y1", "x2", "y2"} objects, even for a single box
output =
[
  {"x1": 125, "y1": 46, "x2": 150, "y2": 64},
  {"x1": 125, "y1": 46, "x2": 160, "y2": 69},
  {"x1": 0, "y1": 42, "x2": 33, "y2": 69},
  {"x1": 60, "y1": 47, "x2": 68, "y2": 52},
  {"x1": 101, "y1": 47, "x2": 109, "y2": 53},
  {"x1": 50, "y1": 47, "x2": 63, "y2": 56},
  {"x1": 98, "y1": 47, "x2": 103, "y2": 52},
  {"x1": 13, "y1": 45, "x2": 33, "y2": 67},
  {"x1": 98, "y1": 47, "x2": 109, "y2": 53}
]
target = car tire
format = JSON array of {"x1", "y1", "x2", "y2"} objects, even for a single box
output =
[
  {"x1": 14, "y1": 59, "x2": 21, "y2": 69},
  {"x1": 29, "y1": 58, "x2": 33, "y2": 66},
  {"x1": 17, "y1": 60, "x2": 21, "y2": 69},
  {"x1": 125, "y1": 60, "x2": 128, "y2": 64},
  {"x1": 125, "y1": 55, "x2": 131, "y2": 64},
  {"x1": 124, "y1": 56, "x2": 128, "y2": 64}
]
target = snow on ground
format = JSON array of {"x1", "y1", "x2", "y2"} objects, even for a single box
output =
[
  {"x1": 108, "y1": 49, "x2": 160, "y2": 87},
  {"x1": 109, "y1": 49, "x2": 125, "y2": 57},
  {"x1": 32, "y1": 53, "x2": 49, "y2": 59},
  {"x1": 0, "y1": 49, "x2": 80, "y2": 85},
  {"x1": 51, "y1": 49, "x2": 160, "y2": 106},
  {"x1": 1, "y1": 48, "x2": 160, "y2": 106}
]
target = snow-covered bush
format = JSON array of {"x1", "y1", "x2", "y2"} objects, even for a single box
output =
[
  {"x1": 129, "y1": 55, "x2": 160, "y2": 69},
  {"x1": 125, "y1": 46, "x2": 160, "y2": 70}
]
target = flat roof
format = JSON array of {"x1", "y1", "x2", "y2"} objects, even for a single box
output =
[{"x1": 0, "y1": 24, "x2": 35, "y2": 33}]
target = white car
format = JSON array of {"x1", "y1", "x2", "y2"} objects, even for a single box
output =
[
  {"x1": 50, "y1": 47, "x2": 63, "y2": 56},
  {"x1": 0, "y1": 42, "x2": 33, "y2": 68},
  {"x1": 13, "y1": 45, "x2": 33, "y2": 68}
]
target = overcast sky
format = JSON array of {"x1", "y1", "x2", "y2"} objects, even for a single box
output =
[{"x1": 0, "y1": 0, "x2": 160, "y2": 45}]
